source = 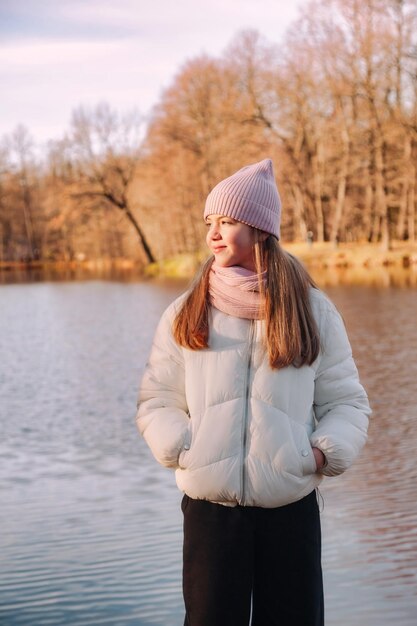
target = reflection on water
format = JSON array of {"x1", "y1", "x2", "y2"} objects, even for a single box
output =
[
  {"x1": 2, "y1": 261, "x2": 417, "y2": 289},
  {"x1": 0, "y1": 265, "x2": 145, "y2": 286},
  {"x1": 0, "y1": 279, "x2": 417, "y2": 625},
  {"x1": 310, "y1": 264, "x2": 417, "y2": 289},
  {"x1": 319, "y1": 286, "x2": 417, "y2": 625}
]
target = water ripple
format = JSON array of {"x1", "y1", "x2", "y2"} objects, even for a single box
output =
[{"x1": 1, "y1": 281, "x2": 417, "y2": 625}]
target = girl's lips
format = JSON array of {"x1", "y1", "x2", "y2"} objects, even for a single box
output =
[{"x1": 212, "y1": 246, "x2": 226, "y2": 253}]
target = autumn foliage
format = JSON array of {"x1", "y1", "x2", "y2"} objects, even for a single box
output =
[{"x1": 1, "y1": 0, "x2": 416, "y2": 264}]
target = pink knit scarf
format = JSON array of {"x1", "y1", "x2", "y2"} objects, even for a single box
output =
[{"x1": 208, "y1": 263, "x2": 266, "y2": 319}]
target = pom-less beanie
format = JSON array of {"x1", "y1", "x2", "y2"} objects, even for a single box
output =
[{"x1": 204, "y1": 158, "x2": 281, "y2": 239}]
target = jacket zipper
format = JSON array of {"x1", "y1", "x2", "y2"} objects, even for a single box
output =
[{"x1": 240, "y1": 320, "x2": 255, "y2": 505}]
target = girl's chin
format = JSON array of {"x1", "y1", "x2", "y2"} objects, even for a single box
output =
[
  {"x1": 213, "y1": 258, "x2": 232, "y2": 267},
  {"x1": 213, "y1": 256, "x2": 255, "y2": 271}
]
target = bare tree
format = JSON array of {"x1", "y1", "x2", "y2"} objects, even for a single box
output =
[
  {"x1": 68, "y1": 102, "x2": 155, "y2": 263},
  {"x1": 9, "y1": 125, "x2": 42, "y2": 259}
]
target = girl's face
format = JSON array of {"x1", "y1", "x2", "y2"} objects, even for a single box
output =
[{"x1": 205, "y1": 214, "x2": 257, "y2": 271}]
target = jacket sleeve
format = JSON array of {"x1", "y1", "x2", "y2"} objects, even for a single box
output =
[
  {"x1": 136, "y1": 304, "x2": 189, "y2": 469},
  {"x1": 310, "y1": 303, "x2": 371, "y2": 477}
]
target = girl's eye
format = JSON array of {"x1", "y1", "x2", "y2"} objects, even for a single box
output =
[{"x1": 204, "y1": 219, "x2": 234, "y2": 228}]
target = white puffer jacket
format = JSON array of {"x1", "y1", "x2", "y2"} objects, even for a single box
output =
[{"x1": 136, "y1": 288, "x2": 370, "y2": 508}]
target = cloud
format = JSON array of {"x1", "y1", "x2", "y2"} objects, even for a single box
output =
[
  {"x1": 0, "y1": 39, "x2": 120, "y2": 69},
  {"x1": 0, "y1": 0, "x2": 304, "y2": 144},
  {"x1": 2, "y1": 0, "x2": 302, "y2": 42}
]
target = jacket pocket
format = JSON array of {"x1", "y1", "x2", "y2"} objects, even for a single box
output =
[
  {"x1": 178, "y1": 420, "x2": 193, "y2": 469},
  {"x1": 181, "y1": 494, "x2": 190, "y2": 513},
  {"x1": 288, "y1": 419, "x2": 317, "y2": 476}
]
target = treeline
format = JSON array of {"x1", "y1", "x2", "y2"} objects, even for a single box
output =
[{"x1": 1, "y1": 0, "x2": 417, "y2": 265}]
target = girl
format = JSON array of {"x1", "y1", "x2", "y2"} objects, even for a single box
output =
[{"x1": 136, "y1": 159, "x2": 370, "y2": 626}]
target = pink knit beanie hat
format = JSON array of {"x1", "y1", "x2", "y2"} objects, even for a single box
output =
[{"x1": 204, "y1": 158, "x2": 281, "y2": 239}]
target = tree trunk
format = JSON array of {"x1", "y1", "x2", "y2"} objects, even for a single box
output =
[
  {"x1": 292, "y1": 184, "x2": 307, "y2": 241},
  {"x1": 311, "y1": 147, "x2": 325, "y2": 242},
  {"x1": 374, "y1": 136, "x2": 390, "y2": 250},
  {"x1": 330, "y1": 127, "x2": 349, "y2": 244},
  {"x1": 396, "y1": 135, "x2": 410, "y2": 240},
  {"x1": 20, "y1": 178, "x2": 36, "y2": 260},
  {"x1": 409, "y1": 153, "x2": 416, "y2": 242},
  {"x1": 124, "y1": 207, "x2": 156, "y2": 263},
  {"x1": 364, "y1": 182, "x2": 373, "y2": 241}
]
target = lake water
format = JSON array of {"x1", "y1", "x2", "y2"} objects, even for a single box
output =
[{"x1": 1, "y1": 275, "x2": 417, "y2": 625}]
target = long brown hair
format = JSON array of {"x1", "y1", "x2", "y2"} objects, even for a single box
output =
[{"x1": 173, "y1": 234, "x2": 320, "y2": 369}]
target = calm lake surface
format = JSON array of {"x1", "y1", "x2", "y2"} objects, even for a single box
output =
[{"x1": 1, "y1": 274, "x2": 417, "y2": 625}]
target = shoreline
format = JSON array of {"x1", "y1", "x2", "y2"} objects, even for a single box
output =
[
  {"x1": 284, "y1": 241, "x2": 417, "y2": 270},
  {"x1": 0, "y1": 257, "x2": 140, "y2": 272},
  {"x1": 1, "y1": 241, "x2": 417, "y2": 284}
]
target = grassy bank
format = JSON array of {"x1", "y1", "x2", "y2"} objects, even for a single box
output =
[
  {"x1": 285, "y1": 240, "x2": 417, "y2": 270},
  {"x1": 143, "y1": 240, "x2": 417, "y2": 279}
]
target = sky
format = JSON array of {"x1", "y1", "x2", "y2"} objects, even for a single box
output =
[{"x1": 0, "y1": 0, "x2": 306, "y2": 149}]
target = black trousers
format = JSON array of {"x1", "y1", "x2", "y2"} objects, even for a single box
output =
[{"x1": 182, "y1": 490, "x2": 324, "y2": 626}]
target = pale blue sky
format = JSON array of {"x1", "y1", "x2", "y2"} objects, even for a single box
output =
[{"x1": 0, "y1": 0, "x2": 306, "y2": 148}]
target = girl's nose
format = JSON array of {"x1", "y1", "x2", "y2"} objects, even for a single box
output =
[{"x1": 209, "y1": 225, "x2": 221, "y2": 240}]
